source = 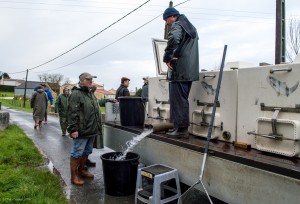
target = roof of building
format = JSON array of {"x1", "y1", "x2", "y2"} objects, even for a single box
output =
[
  {"x1": 92, "y1": 82, "x2": 103, "y2": 88},
  {"x1": 95, "y1": 89, "x2": 115, "y2": 95},
  {"x1": 15, "y1": 81, "x2": 41, "y2": 89},
  {"x1": 3, "y1": 79, "x2": 25, "y2": 83}
]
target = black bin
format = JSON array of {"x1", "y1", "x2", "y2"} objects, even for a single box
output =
[
  {"x1": 101, "y1": 152, "x2": 140, "y2": 196},
  {"x1": 118, "y1": 97, "x2": 145, "y2": 127}
]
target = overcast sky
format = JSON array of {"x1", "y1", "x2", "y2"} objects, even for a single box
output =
[{"x1": 1, "y1": 0, "x2": 299, "y2": 91}]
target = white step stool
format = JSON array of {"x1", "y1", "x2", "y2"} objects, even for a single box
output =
[{"x1": 135, "y1": 164, "x2": 181, "y2": 204}]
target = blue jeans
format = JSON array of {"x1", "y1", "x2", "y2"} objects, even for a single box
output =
[{"x1": 70, "y1": 137, "x2": 95, "y2": 159}]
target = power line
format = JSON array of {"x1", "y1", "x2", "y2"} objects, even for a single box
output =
[
  {"x1": 0, "y1": 1, "x2": 147, "y2": 10},
  {"x1": 7, "y1": 0, "x2": 150, "y2": 74},
  {"x1": 33, "y1": 0, "x2": 191, "y2": 74},
  {"x1": 0, "y1": 1, "x2": 276, "y2": 16}
]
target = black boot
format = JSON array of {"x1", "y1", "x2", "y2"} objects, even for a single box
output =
[{"x1": 166, "y1": 127, "x2": 189, "y2": 139}]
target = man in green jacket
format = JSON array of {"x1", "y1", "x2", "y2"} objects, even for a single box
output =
[
  {"x1": 55, "y1": 87, "x2": 69, "y2": 136},
  {"x1": 67, "y1": 72, "x2": 103, "y2": 185},
  {"x1": 163, "y1": 7, "x2": 199, "y2": 138}
]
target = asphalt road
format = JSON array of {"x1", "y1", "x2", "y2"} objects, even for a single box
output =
[{"x1": 4, "y1": 107, "x2": 134, "y2": 204}]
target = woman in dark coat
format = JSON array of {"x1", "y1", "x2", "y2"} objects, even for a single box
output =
[{"x1": 31, "y1": 85, "x2": 48, "y2": 128}]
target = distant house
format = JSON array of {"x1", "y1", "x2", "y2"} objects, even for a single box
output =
[
  {"x1": 15, "y1": 81, "x2": 58, "y2": 99},
  {"x1": 109, "y1": 88, "x2": 116, "y2": 95},
  {"x1": 14, "y1": 81, "x2": 41, "y2": 99},
  {"x1": 0, "y1": 78, "x2": 24, "y2": 86},
  {"x1": 94, "y1": 89, "x2": 115, "y2": 99},
  {"x1": 93, "y1": 82, "x2": 104, "y2": 90}
]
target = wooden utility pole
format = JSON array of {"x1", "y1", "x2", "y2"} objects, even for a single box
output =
[
  {"x1": 164, "y1": 1, "x2": 173, "y2": 40},
  {"x1": 23, "y1": 69, "x2": 28, "y2": 108},
  {"x1": 275, "y1": 0, "x2": 286, "y2": 64}
]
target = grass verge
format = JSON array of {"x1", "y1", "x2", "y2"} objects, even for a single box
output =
[
  {"x1": 0, "y1": 99, "x2": 32, "y2": 113},
  {"x1": 0, "y1": 125, "x2": 67, "y2": 204}
]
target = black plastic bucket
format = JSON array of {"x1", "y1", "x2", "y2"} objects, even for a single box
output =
[
  {"x1": 118, "y1": 97, "x2": 145, "y2": 127},
  {"x1": 101, "y1": 152, "x2": 140, "y2": 196}
]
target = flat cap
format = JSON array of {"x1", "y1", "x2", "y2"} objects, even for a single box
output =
[
  {"x1": 121, "y1": 77, "x2": 130, "y2": 83},
  {"x1": 79, "y1": 72, "x2": 97, "y2": 80}
]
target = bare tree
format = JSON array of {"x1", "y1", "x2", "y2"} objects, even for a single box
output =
[
  {"x1": 38, "y1": 73, "x2": 64, "y2": 84},
  {"x1": 63, "y1": 77, "x2": 72, "y2": 85},
  {"x1": 286, "y1": 17, "x2": 300, "y2": 62}
]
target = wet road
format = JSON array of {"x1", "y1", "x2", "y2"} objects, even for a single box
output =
[{"x1": 5, "y1": 107, "x2": 134, "y2": 204}]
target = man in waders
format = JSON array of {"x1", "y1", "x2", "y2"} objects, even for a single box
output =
[
  {"x1": 67, "y1": 72, "x2": 103, "y2": 185},
  {"x1": 55, "y1": 87, "x2": 69, "y2": 136},
  {"x1": 163, "y1": 7, "x2": 199, "y2": 138}
]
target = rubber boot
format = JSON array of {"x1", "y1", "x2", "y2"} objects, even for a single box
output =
[
  {"x1": 70, "y1": 158, "x2": 84, "y2": 185},
  {"x1": 79, "y1": 157, "x2": 94, "y2": 179}
]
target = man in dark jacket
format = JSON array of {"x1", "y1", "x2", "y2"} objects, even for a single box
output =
[
  {"x1": 67, "y1": 72, "x2": 102, "y2": 185},
  {"x1": 55, "y1": 87, "x2": 69, "y2": 136},
  {"x1": 163, "y1": 7, "x2": 199, "y2": 138},
  {"x1": 115, "y1": 77, "x2": 130, "y2": 100},
  {"x1": 141, "y1": 76, "x2": 149, "y2": 101}
]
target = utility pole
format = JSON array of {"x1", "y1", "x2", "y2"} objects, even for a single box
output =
[
  {"x1": 23, "y1": 69, "x2": 28, "y2": 108},
  {"x1": 275, "y1": 0, "x2": 286, "y2": 64},
  {"x1": 164, "y1": 1, "x2": 173, "y2": 40}
]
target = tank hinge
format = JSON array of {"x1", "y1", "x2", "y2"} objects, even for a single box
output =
[{"x1": 260, "y1": 103, "x2": 300, "y2": 113}]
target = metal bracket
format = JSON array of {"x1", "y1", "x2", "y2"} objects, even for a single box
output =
[
  {"x1": 197, "y1": 100, "x2": 220, "y2": 107},
  {"x1": 269, "y1": 67, "x2": 292, "y2": 74},
  {"x1": 271, "y1": 108, "x2": 282, "y2": 136},
  {"x1": 201, "y1": 104, "x2": 208, "y2": 124},
  {"x1": 260, "y1": 103, "x2": 300, "y2": 113},
  {"x1": 247, "y1": 131, "x2": 297, "y2": 141},
  {"x1": 155, "y1": 99, "x2": 169, "y2": 104},
  {"x1": 203, "y1": 74, "x2": 216, "y2": 79},
  {"x1": 191, "y1": 122, "x2": 223, "y2": 131}
]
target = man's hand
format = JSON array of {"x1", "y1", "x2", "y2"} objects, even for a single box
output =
[
  {"x1": 71, "y1": 131, "x2": 79, "y2": 138},
  {"x1": 166, "y1": 62, "x2": 173, "y2": 70},
  {"x1": 166, "y1": 57, "x2": 178, "y2": 71}
]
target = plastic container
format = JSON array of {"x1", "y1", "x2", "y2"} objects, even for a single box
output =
[
  {"x1": 118, "y1": 97, "x2": 145, "y2": 127},
  {"x1": 101, "y1": 152, "x2": 140, "y2": 196}
]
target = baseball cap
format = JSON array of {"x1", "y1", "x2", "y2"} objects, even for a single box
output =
[
  {"x1": 142, "y1": 76, "x2": 149, "y2": 80},
  {"x1": 79, "y1": 72, "x2": 97, "y2": 80}
]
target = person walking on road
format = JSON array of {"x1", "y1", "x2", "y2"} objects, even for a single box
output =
[
  {"x1": 67, "y1": 72, "x2": 103, "y2": 185},
  {"x1": 115, "y1": 77, "x2": 130, "y2": 101},
  {"x1": 31, "y1": 85, "x2": 48, "y2": 129},
  {"x1": 162, "y1": 7, "x2": 199, "y2": 138},
  {"x1": 41, "y1": 83, "x2": 54, "y2": 124},
  {"x1": 55, "y1": 87, "x2": 70, "y2": 136}
]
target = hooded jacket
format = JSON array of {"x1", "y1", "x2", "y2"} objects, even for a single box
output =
[
  {"x1": 55, "y1": 93, "x2": 69, "y2": 118},
  {"x1": 163, "y1": 14, "x2": 199, "y2": 81},
  {"x1": 31, "y1": 89, "x2": 48, "y2": 121},
  {"x1": 67, "y1": 85, "x2": 102, "y2": 139}
]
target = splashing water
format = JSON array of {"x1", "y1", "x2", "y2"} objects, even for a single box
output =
[{"x1": 115, "y1": 129, "x2": 153, "y2": 160}]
